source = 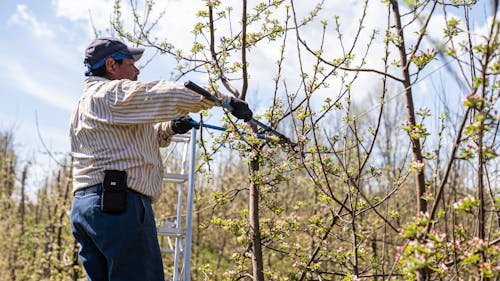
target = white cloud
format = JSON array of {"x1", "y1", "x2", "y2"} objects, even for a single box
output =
[
  {"x1": 8, "y1": 4, "x2": 55, "y2": 38},
  {"x1": 472, "y1": 14, "x2": 500, "y2": 44},
  {"x1": 132, "y1": 0, "x2": 205, "y2": 50},
  {"x1": 52, "y1": 0, "x2": 114, "y2": 21},
  {"x1": 2, "y1": 55, "x2": 76, "y2": 112},
  {"x1": 244, "y1": 0, "x2": 390, "y2": 103},
  {"x1": 51, "y1": 0, "x2": 123, "y2": 38}
]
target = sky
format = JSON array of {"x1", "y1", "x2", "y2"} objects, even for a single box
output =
[
  {"x1": 0, "y1": 0, "x2": 200, "y2": 191},
  {"x1": 0, "y1": 0, "x2": 376, "y2": 190},
  {"x1": 0, "y1": 0, "x2": 495, "y2": 193}
]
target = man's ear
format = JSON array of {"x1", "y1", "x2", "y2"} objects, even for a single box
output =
[{"x1": 105, "y1": 58, "x2": 115, "y2": 74}]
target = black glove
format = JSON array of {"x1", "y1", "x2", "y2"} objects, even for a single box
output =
[
  {"x1": 229, "y1": 97, "x2": 253, "y2": 122},
  {"x1": 171, "y1": 116, "x2": 196, "y2": 134}
]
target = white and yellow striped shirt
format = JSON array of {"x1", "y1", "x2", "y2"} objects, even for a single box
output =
[{"x1": 70, "y1": 76, "x2": 216, "y2": 200}]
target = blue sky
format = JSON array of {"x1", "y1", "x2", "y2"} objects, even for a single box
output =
[
  {"x1": 0, "y1": 0, "x2": 185, "y2": 153},
  {"x1": 0, "y1": 0, "x2": 495, "y2": 192},
  {"x1": 0, "y1": 0, "x2": 360, "y2": 169},
  {"x1": 0, "y1": 0, "x2": 193, "y2": 190},
  {"x1": 1, "y1": 1, "x2": 85, "y2": 183}
]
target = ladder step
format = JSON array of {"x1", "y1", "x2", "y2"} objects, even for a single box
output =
[
  {"x1": 160, "y1": 248, "x2": 177, "y2": 254},
  {"x1": 159, "y1": 221, "x2": 177, "y2": 228},
  {"x1": 160, "y1": 248, "x2": 184, "y2": 253},
  {"x1": 158, "y1": 227, "x2": 186, "y2": 236},
  {"x1": 163, "y1": 173, "x2": 189, "y2": 183},
  {"x1": 171, "y1": 134, "x2": 191, "y2": 142}
]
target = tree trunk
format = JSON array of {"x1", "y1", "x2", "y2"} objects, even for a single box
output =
[
  {"x1": 390, "y1": 1, "x2": 428, "y2": 280},
  {"x1": 390, "y1": 0, "x2": 427, "y2": 216},
  {"x1": 249, "y1": 155, "x2": 265, "y2": 281},
  {"x1": 19, "y1": 165, "x2": 28, "y2": 233}
]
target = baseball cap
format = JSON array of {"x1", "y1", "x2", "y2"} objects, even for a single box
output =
[{"x1": 84, "y1": 37, "x2": 144, "y2": 74}]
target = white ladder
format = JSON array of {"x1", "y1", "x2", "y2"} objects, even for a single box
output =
[{"x1": 158, "y1": 129, "x2": 197, "y2": 281}]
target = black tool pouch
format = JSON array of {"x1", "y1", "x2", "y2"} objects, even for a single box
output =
[{"x1": 101, "y1": 170, "x2": 127, "y2": 213}]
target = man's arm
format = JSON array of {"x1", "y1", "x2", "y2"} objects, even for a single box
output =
[
  {"x1": 154, "y1": 117, "x2": 196, "y2": 147},
  {"x1": 104, "y1": 79, "x2": 216, "y2": 125},
  {"x1": 154, "y1": 122, "x2": 175, "y2": 147}
]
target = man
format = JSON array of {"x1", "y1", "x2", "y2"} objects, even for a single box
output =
[{"x1": 69, "y1": 37, "x2": 252, "y2": 281}]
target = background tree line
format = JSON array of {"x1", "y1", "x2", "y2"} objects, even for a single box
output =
[{"x1": 1, "y1": 0, "x2": 500, "y2": 280}]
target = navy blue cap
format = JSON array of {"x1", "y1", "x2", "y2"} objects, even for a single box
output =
[{"x1": 84, "y1": 37, "x2": 144, "y2": 68}]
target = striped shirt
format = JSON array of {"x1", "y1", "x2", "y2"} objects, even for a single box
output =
[{"x1": 70, "y1": 76, "x2": 217, "y2": 201}]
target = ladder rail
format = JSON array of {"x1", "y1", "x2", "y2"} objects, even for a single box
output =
[
  {"x1": 183, "y1": 129, "x2": 196, "y2": 281},
  {"x1": 158, "y1": 129, "x2": 197, "y2": 281},
  {"x1": 173, "y1": 136, "x2": 191, "y2": 281}
]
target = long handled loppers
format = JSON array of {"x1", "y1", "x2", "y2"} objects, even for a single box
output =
[
  {"x1": 187, "y1": 120, "x2": 268, "y2": 140},
  {"x1": 184, "y1": 81, "x2": 295, "y2": 145}
]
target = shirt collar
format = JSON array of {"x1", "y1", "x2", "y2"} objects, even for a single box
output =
[{"x1": 85, "y1": 76, "x2": 111, "y2": 83}]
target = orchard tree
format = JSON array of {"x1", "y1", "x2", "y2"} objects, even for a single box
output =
[{"x1": 110, "y1": 0, "x2": 500, "y2": 280}]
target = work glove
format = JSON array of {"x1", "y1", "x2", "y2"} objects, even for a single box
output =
[
  {"x1": 229, "y1": 97, "x2": 253, "y2": 122},
  {"x1": 171, "y1": 116, "x2": 196, "y2": 134}
]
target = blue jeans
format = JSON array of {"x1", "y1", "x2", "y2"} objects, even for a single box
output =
[{"x1": 70, "y1": 184, "x2": 164, "y2": 281}]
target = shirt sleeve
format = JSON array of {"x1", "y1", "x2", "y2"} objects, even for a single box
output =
[
  {"x1": 104, "y1": 79, "x2": 216, "y2": 125},
  {"x1": 154, "y1": 122, "x2": 175, "y2": 147}
]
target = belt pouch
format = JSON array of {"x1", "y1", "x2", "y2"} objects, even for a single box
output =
[{"x1": 101, "y1": 170, "x2": 127, "y2": 213}]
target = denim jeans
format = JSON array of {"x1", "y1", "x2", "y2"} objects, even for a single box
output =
[{"x1": 70, "y1": 184, "x2": 164, "y2": 281}]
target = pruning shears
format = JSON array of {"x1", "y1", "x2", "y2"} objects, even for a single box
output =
[
  {"x1": 184, "y1": 81, "x2": 295, "y2": 145},
  {"x1": 187, "y1": 120, "x2": 268, "y2": 140}
]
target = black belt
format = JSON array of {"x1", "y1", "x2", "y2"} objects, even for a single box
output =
[
  {"x1": 74, "y1": 184, "x2": 147, "y2": 198},
  {"x1": 74, "y1": 184, "x2": 103, "y2": 196}
]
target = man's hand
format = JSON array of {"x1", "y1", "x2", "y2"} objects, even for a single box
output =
[
  {"x1": 229, "y1": 97, "x2": 253, "y2": 122},
  {"x1": 171, "y1": 116, "x2": 196, "y2": 134}
]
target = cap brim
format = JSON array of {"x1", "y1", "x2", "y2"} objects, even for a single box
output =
[{"x1": 127, "y1": 46, "x2": 145, "y2": 62}]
